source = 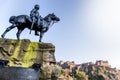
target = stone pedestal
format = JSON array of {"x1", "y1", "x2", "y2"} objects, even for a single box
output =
[
  {"x1": 0, "y1": 67, "x2": 40, "y2": 80},
  {"x1": 0, "y1": 38, "x2": 56, "y2": 79}
]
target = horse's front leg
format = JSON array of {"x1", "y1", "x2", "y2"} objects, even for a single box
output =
[
  {"x1": 16, "y1": 29, "x2": 23, "y2": 40},
  {"x1": 1, "y1": 25, "x2": 16, "y2": 38},
  {"x1": 39, "y1": 32, "x2": 44, "y2": 42}
]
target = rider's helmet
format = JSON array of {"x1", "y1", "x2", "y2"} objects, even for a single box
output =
[{"x1": 34, "y1": 4, "x2": 40, "y2": 10}]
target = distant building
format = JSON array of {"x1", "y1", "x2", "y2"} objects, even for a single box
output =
[{"x1": 96, "y1": 60, "x2": 111, "y2": 68}]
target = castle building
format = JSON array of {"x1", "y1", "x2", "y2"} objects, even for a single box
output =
[{"x1": 96, "y1": 60, "x2": 111, "y2": 68}]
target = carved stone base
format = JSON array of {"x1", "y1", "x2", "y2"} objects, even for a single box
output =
[{"x1": 0, "y1": 38, "x2": 56, "y2": 79}]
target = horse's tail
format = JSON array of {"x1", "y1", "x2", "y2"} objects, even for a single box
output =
[{"x1": 9, "y1": 16, "x2": 16, "y2": 24}]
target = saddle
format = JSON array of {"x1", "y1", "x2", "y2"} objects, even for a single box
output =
[{"x1": 26, "y1": 16, "x2": 43, "y2": 26}]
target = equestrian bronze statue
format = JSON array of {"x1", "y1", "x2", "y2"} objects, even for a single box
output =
[{"x1": 1, "y1": 13, "x2": 60, "y2": 42}]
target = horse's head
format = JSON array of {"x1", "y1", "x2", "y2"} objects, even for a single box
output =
[
  {"x1": 44, "y1": 13, "x2": 60, "y2": 23},
  {"x1": 50, "y1": 13, "x2": 60, "y2": 22}
]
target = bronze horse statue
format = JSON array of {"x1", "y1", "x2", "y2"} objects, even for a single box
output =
[{"x1": 1, "y1": 13, "x2": 60, "y2": 42}]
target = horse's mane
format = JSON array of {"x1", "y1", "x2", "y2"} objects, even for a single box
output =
[{"x1": 43, "y1": 14, "x2": 51, "y2": 21}]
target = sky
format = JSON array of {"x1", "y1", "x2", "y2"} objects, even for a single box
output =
[{"x1": 0, "y1": 0, "x2": 120, "y2": 68}]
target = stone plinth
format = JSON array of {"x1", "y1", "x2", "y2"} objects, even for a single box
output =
[{"x1": 0, "y1": 38, "x2": 56, "y2": 79}]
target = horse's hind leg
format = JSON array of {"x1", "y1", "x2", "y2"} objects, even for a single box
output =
[
  {"x1": 1, "y1": 25, "x2": 16, "y2": 38},
  {"x1": 16, "y1": 29, "x2": 23, "y2": 40}
]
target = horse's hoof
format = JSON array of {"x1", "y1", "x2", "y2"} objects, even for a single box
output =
[
  {"x1": 39, "y1": 40, "x2": 41, "y2": 42},
  {"x1": 1, "y1": 35, "x2": 4, "y2": 38}
]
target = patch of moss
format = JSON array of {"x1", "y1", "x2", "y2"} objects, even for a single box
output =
[
  {"x1": 17, "y1": 39, "x2": 30, "y2": 59},
  {"x1": 11, "y1": 40, "x2": 22, "y2": 58},
  {"x1": 22, "y1": 42, "x2": 39, "y2": 67},
  {"x1": 9, "y1": 40, "x2": 22, "y2": 66}
]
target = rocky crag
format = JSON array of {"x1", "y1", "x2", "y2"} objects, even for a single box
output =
[
  {"x1": 0, "y1": 38, "x2": 59, "y2": 80},
  {"x1": 57, "y1": 60, "x2": 120, "y2": 80}
]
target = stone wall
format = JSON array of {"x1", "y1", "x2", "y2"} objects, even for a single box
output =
[{"x1": 0, "y1": 38, "x2": 57, "y2": 79}]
